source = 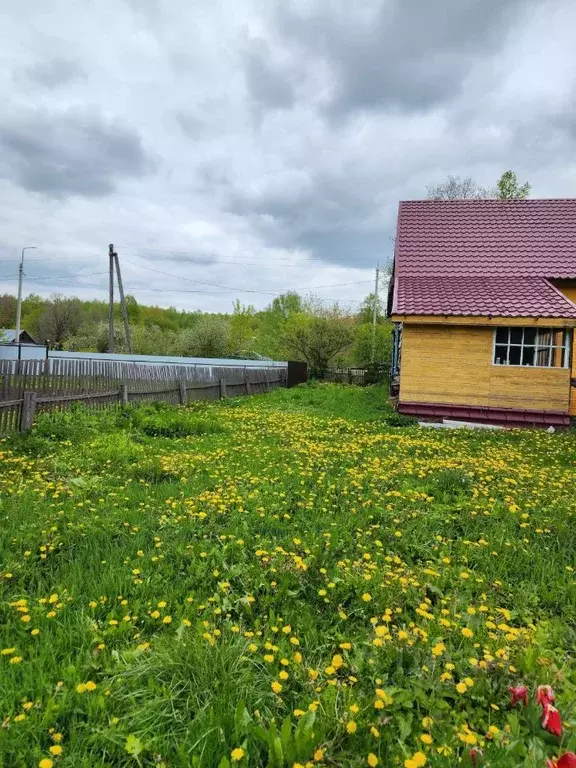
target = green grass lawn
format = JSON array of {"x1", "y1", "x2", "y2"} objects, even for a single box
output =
[{"x1": 1, "y1": 383, "x2": 576, "y2": 768}]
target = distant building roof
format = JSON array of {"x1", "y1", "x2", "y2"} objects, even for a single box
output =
[
  {"x1": 391, "y1": 199, "x2": 576, "y2": 318},
  {"x1": 1, "y1": 329, "x2": 39, "y2": 343}
]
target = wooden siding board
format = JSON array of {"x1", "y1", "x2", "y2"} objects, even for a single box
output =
[
  {"x1": 555, "y1": 284, "x2": 576, "y2": 416},
  {"x1": 400, "y1": 324, "x2": 570, "y2": 413}
]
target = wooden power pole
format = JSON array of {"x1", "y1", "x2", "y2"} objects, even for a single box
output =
[
  {"x1": 113, "y1": 251, "x2": 133, "y2": 354},
  {"x1": 370, "y1": 264, "x2": 380, "y2": 364},
  {"x1": 108, "y1": 244, "x2": 133, "y2": 354},
  {"x1": 108, "y1": 244, "x2": 115, "y2": 353}
]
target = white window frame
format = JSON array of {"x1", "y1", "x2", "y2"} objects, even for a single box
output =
[{"x1": 492, "y1": 327, "x2": 571, "y2": 369}]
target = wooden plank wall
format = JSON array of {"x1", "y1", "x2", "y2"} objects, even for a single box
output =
[
  {"x1": 553, "y1": 282, "x2": 576, "y2": 416},
  {"x1": 400, "y1": 324, "x2": 571, "y2": 412},
  {"x1": 0, "y1": 357, "x2": 287, "y2": 435},
  {"x1": 0, "y1": 375, "x2": 285, "y2": 435},
  {"x1": 0, "y1": 358, "x2": 286, "y2": 400}
]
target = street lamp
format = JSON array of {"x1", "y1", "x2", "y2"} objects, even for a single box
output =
[{"x1": 15, "y1": 246, "x2": 37, "y2": 342}]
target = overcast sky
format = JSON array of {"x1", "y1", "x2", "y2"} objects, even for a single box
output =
[{"x1": 1, "y1": 0, "x2": 576, "y2": 313}]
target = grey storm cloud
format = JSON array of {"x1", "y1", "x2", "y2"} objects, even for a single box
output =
[
  {"x1": 226, "y1": 164, "x2": 397, "y2": 267},
  {"x1": 24, "y1": 57, "x2": 85, "y2": 89},
  {"x1": 0, "y1": 107, "x2": 152, "y2": 199},
  {"x1": 254, "y1": 0, "x2": 538, "y2": 116},
  {"x1": 0, "y1": 0, "x2": 575, "y2": 311},
  {"x1": 242, "y1": 41, "x2": 296, "y2": 111}
]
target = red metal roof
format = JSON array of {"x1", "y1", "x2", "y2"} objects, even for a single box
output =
[
  {"x1": 395, "y1": 276, "x2": 576, "y2": 317},
  {"x1": 392, "y1": 199, "x2": 576, "y2": 317}
]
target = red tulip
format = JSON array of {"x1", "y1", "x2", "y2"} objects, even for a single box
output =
[
  {"x1": 469, "y1": 748, "x2": 483, "y2": 765},
  {"x1": 508, "y1": 685, "x2": 529, "y2": 707},
  {"x1": 542, "y1": 705, "x2": 562, "y2": 737},
  {"x1": 557, "y1": 754, "x2": 576, "y2": 768},
  {"x1": 537, "y1": 685, "x2": 556, "y2": 707}
]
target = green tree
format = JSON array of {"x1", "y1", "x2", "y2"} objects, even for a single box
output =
[
  {"x1": 0, "y1": 294, "x2": 16, "y2": 329},
  {"x1": 496, "y1": 170, "x2": 531, "y2": 199},
  {"x1": 37, "y1": 295, "x2": 82, "y2": 347},
  {"x1": 351, "y1": 322, "x2": 393, "y2": 367},
  {"x1": 125, "y1": 295, "x2": 142, "y2": 324},
  {"x1": 357, "y1": 293, "x2": 386, "y2": 325},
  {"x1": 258, "y1": 292, "x2": 303, "y2": 359},
  {"x1": 280, "y1": 309, "x2": 353, "y2": 377},
  {"x1": 172, "y1": 316, "x2": 231, "y2": 358},
  {"x1": 229, "y1": 301, "x2": 258, "y2": 357}
]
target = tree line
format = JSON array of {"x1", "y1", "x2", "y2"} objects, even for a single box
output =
[{"x1": 0, "y1": 290, "x2": 392, "y2": 375}]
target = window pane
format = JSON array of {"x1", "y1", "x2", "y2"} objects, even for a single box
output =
[
  {"x1": 492, "y1": 327, "x2": 570, "y2": 367},
  {"x1": 510, "y1": 328, "x2": 523, "y2": 344},
  {"x1": 494, "y1": 345, "x2": 508, "y2": 364},
  {"x1": 536, "y1": 347, "x2": 551, "y2": 366},
  {"x1": 537, "y1": 329, "x2": 554, "y2": 346},
  {"x1": 550, "y1": 346, "x2": 563, "y2": 367},
  {"x1": 521, "y1": 346, "x2": 535, "y2": 366}
]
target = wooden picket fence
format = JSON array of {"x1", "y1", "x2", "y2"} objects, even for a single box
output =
[
  {"x1": 324, "y1": 365, "x2": 389, "y2": 386},
  {"x1": 0, "y1": 358, "x2": 286, "y2": 435}
]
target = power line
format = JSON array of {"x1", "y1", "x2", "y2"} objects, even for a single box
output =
[
  {"x1": 0, "y1": 274, "x2": 365, "y2": 303},
  {"x1": 120, "y1": 245, "x2": 316, "y2": 265},
  {"x1": 119, "y1": 246, "x2": 380, "y2": 272},
  {"x1": 122, "y1": 258, "x2": 370, "y2": 294},
  {"x1": 26, "y1": 271, "x2": 109, "y2": 281},
  {"x1": 0, "y1": 254, "x2": 105, "y2": 263}
]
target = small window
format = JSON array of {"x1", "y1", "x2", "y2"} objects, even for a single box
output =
[{"x1": 493, "y1": 327, "x2": 571, "y2": 368}]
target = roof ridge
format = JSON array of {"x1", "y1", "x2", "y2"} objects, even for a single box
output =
[{"x1": 399, "y1": 198, "x2": 576, "y2": 204}]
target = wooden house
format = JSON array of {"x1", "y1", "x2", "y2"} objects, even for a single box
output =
[
  {"x1": 1, "y1": 329, "x2": 39, "y2": 344},
  {"x1": 387, "y1": 199, "x2": 576, "y2": 427}
]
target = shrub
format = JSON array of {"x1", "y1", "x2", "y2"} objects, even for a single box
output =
[
  {"x1": 121, "y1": 402, "x2": 225, "y2": 438},
  {"x1": 30, "y1": 405, "x2": 105, "y2": 442},
  {"x1": 383, "y1": 412, "x2": 418, "y2": 427}
]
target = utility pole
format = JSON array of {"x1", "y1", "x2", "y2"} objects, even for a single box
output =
[
  {"x1": 15, "y1": 246, "x2": 36, "y2": 343},
  {"x1": 370, "y1": 264, "x2": 380, "y2": 363},
  {"x1": 113, "y1": 250, "x2": 133, "y2": 354},
  {"x1": 108, "y1": 244, "x2": 115, "y2": 353}
]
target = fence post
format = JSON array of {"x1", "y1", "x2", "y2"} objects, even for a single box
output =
[
  {"x1": 263, "y1": 379, "x2": 270, "y2": 393},
  {"x1": 120, "y1": 384, "x2": 129, "y2": 405},
  {"x1": 246, "y1": 381, "x2": 252, "y2": 396},
  {"x1": 219, "y1": 378, "x2": 227, "y2": 398},
  {"x1": 179, "y1": 381, "x2": 188, "y2": 405},
  {"x1": 20, "y1": 391, "x2": 37, "y2": 431}
]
